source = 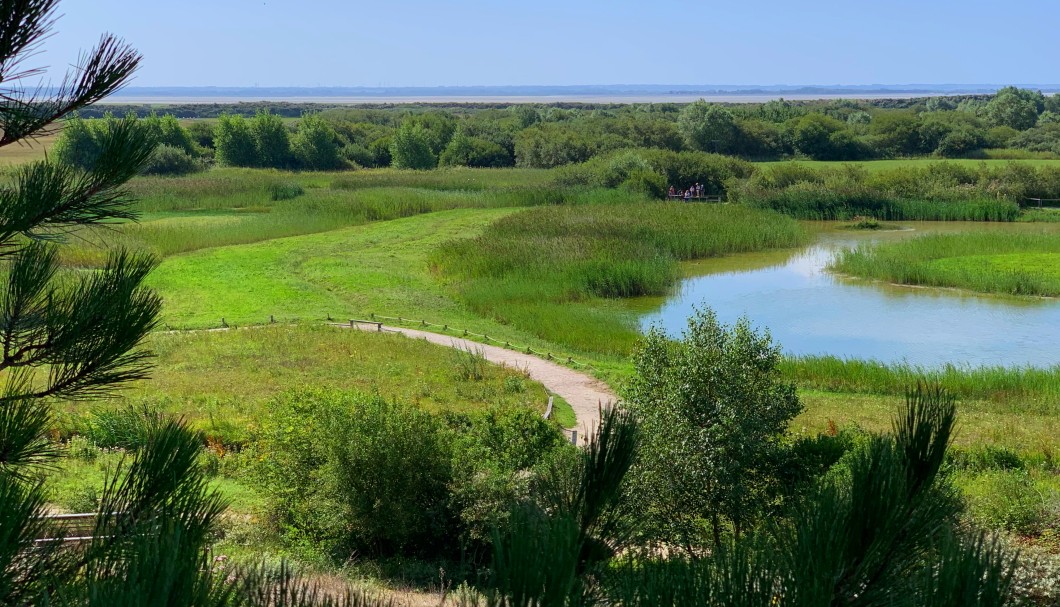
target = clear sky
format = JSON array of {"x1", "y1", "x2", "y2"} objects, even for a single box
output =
[{"x1": 35, "y1": 0, "x2": 1060, "y2": 87}]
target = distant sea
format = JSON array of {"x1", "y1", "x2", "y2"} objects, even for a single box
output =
[{"x1": 100, "y1": 84, "x2": 1060, "y2": 105}]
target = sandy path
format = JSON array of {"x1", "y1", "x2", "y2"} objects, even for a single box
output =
[{"x1": 347, "y1": 322, "x2": 615, "y2": 437}]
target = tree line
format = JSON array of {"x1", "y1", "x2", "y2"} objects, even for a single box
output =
[{"x1": 55, "y1": 86, "x2": 1060, "y2": 176}]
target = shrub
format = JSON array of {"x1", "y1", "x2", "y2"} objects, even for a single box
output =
[
  {"x1": 963, "y1": 470, "x2": 1049, "y2": 535},
  {"x1": 267, "y1": 181, "x2": 305, "y2": 201},
  {"x1": 293, "y1": 113, "x2": 344, "y2": 170},
  {"x1": 140, "y1": 144, "x2": 202, "y2": 176},
  {"x1": 390, "y1": 122, "x2": 437, "y2": 170},
  {"x1": 85, "y1": 404, "x2": 163, "y2": 450},
  {"x1": 215, "y1": 113, "x2": 258, "y2": 167}
]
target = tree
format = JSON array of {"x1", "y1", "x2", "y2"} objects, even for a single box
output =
[
  {"x1": 677, "y1": 101, "x2": 738, "y2": 154},
  {"x1": 51, "y1": 115, "x2": 103, "y2": 170},
  {"x1": 214, "y1": 113, "x2": 258, "y2": 167},
  {"x1": 986, "y1": 86, "x2": 1045, "y2": 130},
  {"x1": 292, "y1": 114, "x2": 343, "y2": 170},
  {"x1": 390, "y1": 122, "x2": 437, "y2": 169},
  {"x1": 252, "y1": 110, "x2": 291, "y2": 168},
  {"x1": 439, "y1": 133, "x2": 510, "y2": 168},
  {"x1": 624, "y1": 308, "x2": 802, "y2": 552}
]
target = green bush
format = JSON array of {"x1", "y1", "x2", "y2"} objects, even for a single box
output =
[
  {"x1": 140, "y1": 144, "x2": 202, "y2": 176},
  {"x1": 963, "y1": 470, "x2": 1049, "y2": 535},
  {"x1": 267, "y1": 181, "x2": 305, "y2": 201},
  {"x1": 255, "y1": 389, "x2": 570, "y2": 560},
  {"x1": 84, "y1": 404, "x2": 162, "y2": 450}
]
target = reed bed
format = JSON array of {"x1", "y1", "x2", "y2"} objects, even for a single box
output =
[
  {"x1": 832, "y1": 230, "x2": 1060, "y2": 296},
  {"x1": 784, "y1": 355, "x2": 1060, "y2": 413},
  {"x1": 433, "y1": 204, "x2": 808, "y2": 353}
]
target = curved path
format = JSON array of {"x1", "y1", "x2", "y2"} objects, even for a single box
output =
[{"x1": 346, "y1": 322, "x2": 615, "y2": 437}]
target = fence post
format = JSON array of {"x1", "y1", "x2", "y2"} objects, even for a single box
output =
[
  {"x1": 221, "y1": 318, "x2": 227, "y2": 328},
  {"x1": 376, "y1": 322, "x2": 382, "y2": 332},
  {"x1": 569, "y1": 430, "x2": 578, "y2": 445},
  {"x1": 349, "y1": 319, "x2": 354, "y2": 328},
  {"x1": 270, "y1": 315, "x2": 275, "y2": 324}
]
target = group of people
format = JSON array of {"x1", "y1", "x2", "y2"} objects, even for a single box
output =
[{"x1": 667, "y1": 183, "x2": 707, "y2": 201}]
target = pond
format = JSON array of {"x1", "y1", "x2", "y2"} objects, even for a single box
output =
[{"x1": 635, "y1": 222, "x2": 1060, "y2": 367}]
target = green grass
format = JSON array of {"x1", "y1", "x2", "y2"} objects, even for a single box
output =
[
  {"x1": 759, "y1": 158, "x2": 1060, "y2": 171},
  {"x1": 54, "y1": 323, "x2": 570, "y2": 444},
  {"x1": 831, "y1": 230, "x2": 1060, "y2": 296},
  {"x1": 61, "y1": 168, "x2": 583, "y2": 267},
  {"x1": 432, "y1": 203, "x2": 809, "y2": 354}
]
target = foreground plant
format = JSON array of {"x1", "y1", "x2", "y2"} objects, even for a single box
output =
[{"x1": 478, "y1": 387, "x2": 1019, "y2": 606}]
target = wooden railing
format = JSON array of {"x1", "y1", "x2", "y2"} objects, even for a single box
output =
[{"x1": 36, "y1": 513, "x2": 100, "y2": 544}]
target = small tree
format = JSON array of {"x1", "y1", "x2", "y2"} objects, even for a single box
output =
[
  {"x1": 625, "y1": 308, "x2": 802, "y2": 552},
  {"x1": 986, "y1": 86, "x2": 1045, "y2": 131},
  {"x1": 678, "y1": 101, "x2": 739, "y2": 154},
  {"x1": 214, "y1": 113, "x2": 258, "y2": 167},
  {"x1": 292, "y1": 114, "x2": 343, "y2": 170},
  {"x1": 390, "y1": 122, "x2": 437, "y2": 170},
  {"x1": 252, "y1": 110, "x2": 291, "y2": 168}
]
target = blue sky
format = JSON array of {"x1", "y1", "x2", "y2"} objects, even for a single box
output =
[{"x1": 36, "y1": 0, "x2": 1059, "y2": 87}]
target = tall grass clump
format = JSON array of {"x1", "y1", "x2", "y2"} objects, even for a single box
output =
[
  {"x1": 832, "y1": 230, "x2": 1060, "y2": 296},
  {"x1": 783, "y1": 355, "x2": 1060, "y2": 411},
  {"x1": 726, "y1": 161, "x2": 1060, "y2": 220},
  {"x1": 433, "y1": 204, "x2": 807, "y2": 353}
]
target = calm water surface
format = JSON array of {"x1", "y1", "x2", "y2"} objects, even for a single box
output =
[{"x1": 636, "y1": 222, "x2": 1060, "y2": 367}]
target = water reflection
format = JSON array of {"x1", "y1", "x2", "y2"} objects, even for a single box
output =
[{"x1": 638, "y1": 224, "x2": 1060, "y2": 367}]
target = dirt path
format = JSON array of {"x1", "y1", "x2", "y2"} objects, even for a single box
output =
[{"x1": 347, "y1": 322, "x2": 615, "y2": 437}]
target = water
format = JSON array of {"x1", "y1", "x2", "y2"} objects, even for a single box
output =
[{"x1": 636, "y1": 223, "x2": 1060, "y2": 367}]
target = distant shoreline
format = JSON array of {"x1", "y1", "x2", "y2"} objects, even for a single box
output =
[
  {"x1": 96, "y1": 84, "x2": 1060, "y2": 105},
  {"x1": 99, "y1": 93, "x2": 977, "y2": 105}
]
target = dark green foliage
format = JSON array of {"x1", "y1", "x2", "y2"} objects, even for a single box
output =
[
  {"x1": 484, "y1": 388, "x2": 1019, "y2": 606},
  {"x1": 730, "y1": 161, "x2": 1033, "y2": 220},
  {"x1": 625, "y1": 308, "x2": 803, "y2": 551},
  {"x1": 556, "y1": 148, "x2": 753, "y2": 197},
  {"x1": 255, "y1": 390, "x2": 569, "y2": 560},
  {"x1": 484, "y1": 407, "x2": 640, "y2": 606},
  {"x1": 252, "y1": 110, "x2": 292, "y2": 168},
  {"x1": 214, "y1": 114, "x2": 258, "y2": 167},
  {"x1": 390, "y1": 122, "x2": 437, "y2": 170},
  {"x1": 328, "y1": 397, "x2": 453, "y2": 554},
  {"x1": 440, "y1": 133, "x2": 511, "y2": 168},
  {"x1": 986, "y1": 86, "x2": 1045, "y2": 130},
  {"x1": 267, "y1": 181, "x2": 305, "y2": 201},
  {"x1": 292, "y1": 114, "x2": 344, "y2": 170},
  {"x1": 140, "y1": 143, "x2": 202, "y2": 176},
  {"x1": 678, "y1": 101, "x2": 739, "y2": 154}
]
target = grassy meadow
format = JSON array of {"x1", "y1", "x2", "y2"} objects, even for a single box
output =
[
  {"x1": 53, "y1": 324, "x2": 575, "y2": 442},
  {"x1": 832, "y1": 230, "x2": 1060, "y2": 296}
]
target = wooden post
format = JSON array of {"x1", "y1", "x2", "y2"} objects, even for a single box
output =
[
  {"x1": 376, "y1": 322, "x2": 382, "y2": 332},
  {"x1": 569, "y1": 430, "x2": 578, "y2": 445}
]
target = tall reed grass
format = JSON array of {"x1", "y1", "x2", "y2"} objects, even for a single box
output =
[
  {"x1": 434, "y1": 204, "x2": 808, "y2": 353},
  {"x1": 784, "y1": 355, "x2": 1060, "y2": 413},
  {"x1": 832, "y1": 231, "x2": 1060, "y2": 296}
]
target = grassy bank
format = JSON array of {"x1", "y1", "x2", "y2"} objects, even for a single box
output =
[
  {"x1": 54, "y1": 323, "x2": 574, "y2": 444},
  {"x1": 432, "y1": 204, "x2": 809, "y2": 353},
  {"x1": 832, "y1": 230, "x2": 1060, "y2": 296}
]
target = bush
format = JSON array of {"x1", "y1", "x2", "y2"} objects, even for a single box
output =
[
  {"x1": 293, "y1": 113, "x2": 344, "y2": 170},
  {"x1": 84, "y1": 404, "x2": 163, "y2": 450},
  {"x1": 140, "y1": 144, "x2": 202, "y2": 176},
  {"x1": 963, "y1": 470, "x2": 1049, "y2": 535},
  {"x1": 267, "y1": 181, "x2": 304, "y2": 201}
]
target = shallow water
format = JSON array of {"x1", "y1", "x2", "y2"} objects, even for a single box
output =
[{"x1": 635, "y1": 222, "x2": 1060, "y2": 367}]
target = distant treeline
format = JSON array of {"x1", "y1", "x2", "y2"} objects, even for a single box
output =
[{"x1": 57, "y1": 88, "x2": 1060, "y2": 181}]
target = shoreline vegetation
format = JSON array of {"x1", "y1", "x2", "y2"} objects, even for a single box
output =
[{"x1": 832, "y1": 231, "x2": 1060, "y2": 297}]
